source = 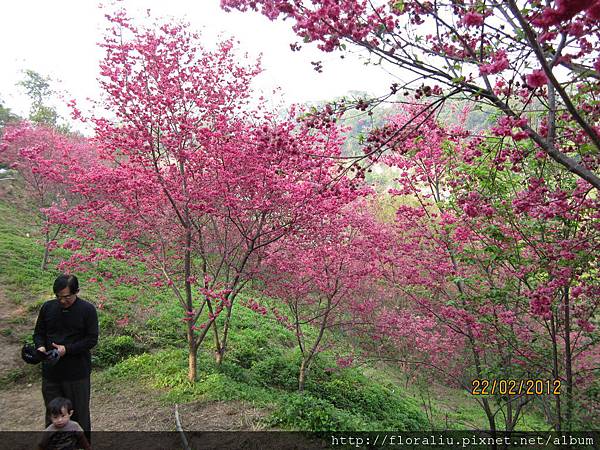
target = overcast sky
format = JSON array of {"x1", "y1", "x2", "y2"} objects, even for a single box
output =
[{"x1": 0, "y1": 0, "x2": 396, "y2": 122}]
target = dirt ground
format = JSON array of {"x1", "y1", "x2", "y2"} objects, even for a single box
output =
[
  {"x1": 0, "y1": 291, "x2": 270, "y2": 432},
  {"x1": 0, "y1": 381, "x2": 269, "y2": 431}
]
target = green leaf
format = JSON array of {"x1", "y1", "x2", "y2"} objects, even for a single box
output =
[
  {"x1": 393, "y1": 0, "x2": 405, "y2": 13},
  {"x1": 579, "y1": 143, "x2": 597, "y2": 155}
]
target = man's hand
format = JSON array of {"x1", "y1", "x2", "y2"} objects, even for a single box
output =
[
  {"x1": 52, "y1": 343, "x2": 66, "y2": 357},
  {"x1": 37, "y1": 346, "x2": 46, "y2": 354}
]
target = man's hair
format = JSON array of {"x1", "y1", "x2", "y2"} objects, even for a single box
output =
[
  {"x1": 53, "y1": 274, "x2": 79, "y2": 295},
  {"x1": 47, "y1": 397, "x2": 73, "y2": 416}
]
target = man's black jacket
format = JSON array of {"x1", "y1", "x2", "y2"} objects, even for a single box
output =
[{"x1": 33, "y1": 297, "x2": 98, "y2": 381}]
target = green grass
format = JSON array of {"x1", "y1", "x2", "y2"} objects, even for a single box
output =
[
  {"x1": 0, "y1": 201, "x2": 57, "y2": 304},
  {"x1": 98, "y1": 338, "x2": 429, "y2": 431},
  {"x1": 0, "y1": 364, "x2": 41, "y2": 388},
  {"x1": 95, "y1": 299, "x2": 430, "y2": 431}
]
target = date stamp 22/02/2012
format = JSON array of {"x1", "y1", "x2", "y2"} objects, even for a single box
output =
[{"x1": 471, "y1": 379, "x2": 561, "y2": 396}]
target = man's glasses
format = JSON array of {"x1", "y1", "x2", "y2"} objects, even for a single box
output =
[{"x1": 56, "y1": 293, "x2": 76, "y2": 300}]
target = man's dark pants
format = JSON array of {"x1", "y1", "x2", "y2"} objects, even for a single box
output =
[{"x1": 42, "y1": 377, "x2": 91, "y2": 442}]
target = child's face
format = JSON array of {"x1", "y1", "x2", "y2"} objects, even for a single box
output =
[{"x1": 50, "y1": 407, "x2": 73, "y2": 428}]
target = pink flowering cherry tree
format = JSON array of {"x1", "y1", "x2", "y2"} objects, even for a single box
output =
[
  {"x1": 260, "y1": 202, "x2": 383, "y2": 390},
  {"x1": 374, "y1": 101, "x2": 600, "y2": 430},
  {"x1": 449, "y1": 138, "x2": 600, "y2": 431},
  {"x1": 51, "y1": 10, "x2": 363, "y2": 381},
  {"x1": 0, "y1": 122, "x2": 98, "y2": 270}
]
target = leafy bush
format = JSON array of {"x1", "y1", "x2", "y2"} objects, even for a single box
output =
[
  {"x1": 248, "y1": 351, "x2": 352, "y2": 394},
  {"x1": 250, "y1": 353, "x2": 300, "y2": 391},
  {"x1": 225, "y1": 294, "x2": 296, "y2": 344},
  {"x1": 269, "y1": 393, "x2": 367, "y2": 431},
  {"x1": 218, "y1": 359, "x2": 253, "y2": 384},
  {"x1": 97, "y1": 312, "x2": 116, "y2": 333},
  {"x1": 228, "y1": 328, "x2": 279, "y2": 369},
  {"x1": 92, "y1": 335, "x2": 142, "y2": 368},
  {"x1": 314, "y1": 376, "x2": 428, "y2": 430}
]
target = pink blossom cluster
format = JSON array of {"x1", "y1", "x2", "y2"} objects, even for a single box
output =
[{"x1": 241, "y1": 298, "x2": 268, "y2": 316}]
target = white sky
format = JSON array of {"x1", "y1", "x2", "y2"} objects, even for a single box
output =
[{"x1": 0, "y1": 0, "x2": 396, "y2": 123}]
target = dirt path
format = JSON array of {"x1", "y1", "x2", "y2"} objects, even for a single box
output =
[
  {"x1": 0, "y1": 378, "x2": 268, "y2": 431},
  {"x1": 0, "y1": 292, "x2": 269, "y2": 432}
]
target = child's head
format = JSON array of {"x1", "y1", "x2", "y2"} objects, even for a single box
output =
[{"x1": 47, "y1": 397, "x2": 73, "y2": 429}]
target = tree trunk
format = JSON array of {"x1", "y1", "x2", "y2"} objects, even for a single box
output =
[
  {"x1": 216, "y1": 227, "x2": 261, "y2": 364},
  {"x1": 473, "y1": 345, "x2": 498, "y2": 448},
  {"x1": 298, "y1": 358, "x2": 308, "y2": 392},
  {"x1": 296, "y1": 295, "x2": 332, "y2": 392},
  {"x1": 563, "y1": 287, "x2": 573, "y2": 431},
  {"x1": 187, "y1": 328, "x2": 197, "y2": 382},
  {"x1": 184, "y1": 226, "x2": 197, "y2": 382},
  {"x1": 205, "y1": 298, "x2": 222, "y2": 366},
  {"x1": 41, "y1": 242, "x2": 50, "y2": 271},
  {"x1": 506, "y1": 394, "x2": 513, "y2": 431},
  {"x1": 550, "y1": 314, "x2": 562, "y2": 431},
  {"x1": 41, "y1": 227, "x2": 50, "y2": 271},
  {"x1": 212, "y1": 304, "x2": 229, "y2": 366},
  {"x1": 448, "y1": 251, "x2": 497, "y2": 438},
  {"x1": 216, "y1": 291, "x2": 241, "y2": 366},
  {"x1": 214, "y1": 347, "x2": 223, "y2": 366}
]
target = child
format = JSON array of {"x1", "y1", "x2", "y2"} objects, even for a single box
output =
[{"x1": 39, "y1": 397, "x2": 91, "y2": 450}]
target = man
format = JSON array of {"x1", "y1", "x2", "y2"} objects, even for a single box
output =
[{"x1": 34, "y1": 274, "x2": 98, "y2": 444}]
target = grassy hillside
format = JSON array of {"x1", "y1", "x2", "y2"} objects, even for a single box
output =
[{"x1": 0, "y1": 195, "x2": 549, "y2": 431}]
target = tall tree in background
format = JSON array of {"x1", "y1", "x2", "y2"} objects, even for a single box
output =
[
  {"x1": 18, "y1": 70, "x2": 58, "y2": 127},
  {"x1": 447, "y1": 135, "x2": 600, "y2": 431},
  {"x1": 0, "y1": 100, "x2": 19, "y2": 132},
  {"x1": 222, "y1": 0, "x2": 600, "y2": 190},
  {"x1": 0, "y1": 70, "x2": 76, "y2": 266}
]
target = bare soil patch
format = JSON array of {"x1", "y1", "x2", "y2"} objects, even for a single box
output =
[
  {"x1": 0, "y1": 377, "x2": 271, "y2": 431},
  {"x1": 177, "y1": 400, "x2": 271, "y2": 431}
]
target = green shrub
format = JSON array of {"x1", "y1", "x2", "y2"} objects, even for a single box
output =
[
  {"x1": 228, "y1": 328, "x2": 279, "y2": 369},
  {"x1": 92, "y1": 335, "x2": 142, "y2": 368},
  {"x1": 97, "y1": 312, "x2": 116, "y2": 333},
  {"x1": 250, "y1": 353, "x2": 300, "y2": 391},
  {"x1": 217, "y1": 359, "x2": 252, "y2": 384},
  {"x1": 269, "y1": 393, "x2": 367, "y2": 431},
  {"x1": 226, "y1": 296, "x2": 296, "y2": 347},
  {"x1": 311, "y1": 373, "x2": 428, "y2": 430},
  {"x1": 103, "y1": 348, "x2": 186, "y2": 382}
]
